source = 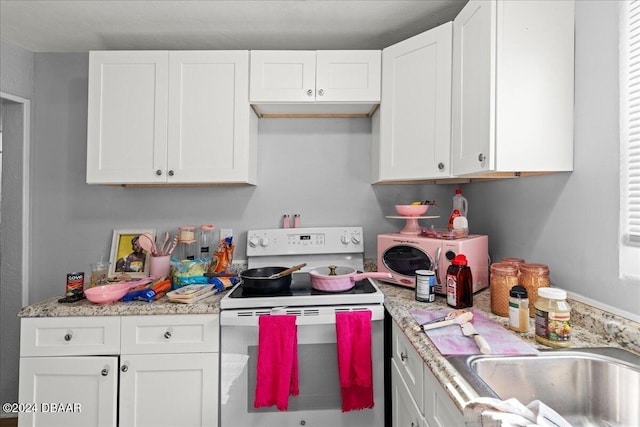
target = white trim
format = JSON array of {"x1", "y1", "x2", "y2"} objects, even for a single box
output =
[
  {"x1": 0, "y1": 91, "x2": 31, "y2": 307},
  {"x1": 566, "y1": 291, "x2": 640, "y2": 324}
]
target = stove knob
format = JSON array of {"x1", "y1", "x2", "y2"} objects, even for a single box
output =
[
  {"x1": 248, "y1": 237, "x2": 260, "y2": 248},
  {"x1": 351, "y1": 235, "x2": 361, "y2": 245},
  {"x1": 260, "y1": 237, "x2": 270, "y2": 247},
  {"x1": 340, "y1": 235, "x2": 350, "y2": 245}
]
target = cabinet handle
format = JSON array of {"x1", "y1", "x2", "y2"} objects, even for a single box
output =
[
  {"x1": 478, "y1": 153, "x2": 486, "y2": 162},
  {"x1": 168, "y1": 170, "x2": 174, "y2": 177},
  {"x1": 306, "y1": 89, "x2": 313, "y2": 96},
  {"x1": 400, "y1": 352, "x2": 408, "y2": 362},
  {"x1": 317, "y1": 89, "x2": 324, "y2": 96},
  {"x1": 438, "y1": 162, "x2": 445, "y2": 170},
  {"x1": 64, "y1": 332, "x2": 72, "y2": 342},
  {"x1": 101, "y1": 368, "x2": 109, "y2": 377},
  {"x1": 164, "y1": 330, "x2": 172, "y2": 339},
  {"x1": 156, "y1": 169, "x2": 163, "y2": 176},
  {"x1": 121, "y1": 364, "x2": 128, "y2": 373}
]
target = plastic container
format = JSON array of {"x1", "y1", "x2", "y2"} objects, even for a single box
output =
[
  {"x1": 509, "y1": 285, "x2": 529, "y2": 332},
  {"x1": 452, "y1": 189, "x2": 468, "y2": 217},
  {"x1": 178, "y1": 226, "x2": 196, "y2": 242},
  {"x1": 415, "y1": 270, "x2": 436, "y2": 303},
  {"x1": 89, "y1": 260, "x2": 110, "y2": 288},
  {"x1": 446, "y1": 254, "x2": 473, "y2": 309},
  {"x1": 534, "y1": 287, "x2": 571, "y2": 348},
  {"x1": 520, "y1": 263, "x2": 551, "y2": 317},
  {"x1": 198, "y1": 224, "x2": 217, "y2": 260},
  {"x1": 490, "y1": 263, "x2": 519, "y2": 316}
]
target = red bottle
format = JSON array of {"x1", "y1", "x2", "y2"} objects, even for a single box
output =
[
  {"x1": 446, "y1": 254, "x2": 473, "y2": 309},
  {"x1": 448, "y1": 209, "x2": 461, "y2": 230}
]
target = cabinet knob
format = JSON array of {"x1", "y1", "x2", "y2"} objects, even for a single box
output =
[
  {"x1": 400, "y1": 352, "x2": 408, "y2": 362},
  {"x1": 156, "y1": 169, "x2": 163, "y2": 176},
  {"x1": 168, "y1": 170, "x2": 174, "y2": 177},
  {"x1": 478, "y1": 153, "x2": 486, "y2": 162},
  {"x1": 64, "y1": 332, "x2": 72, "y2": 342},
  {"x1": 317, "y1": 89, "x2": 324, "y2": 96},
  {"x1": 306, "y1": 89, "x2": 313, "y2": 96},
  {"x1": 164, "y1": 330, "x2": 172, "y2": 339},
  {"x1": 438, "y1": 162, "x2": 445, "y2": 170},
  {"x1": 101, "y1": 368, "x2": 109, "y2": 377},
  {"x1": 121, "y1": 364, "x2": 129, "y2": 373}
]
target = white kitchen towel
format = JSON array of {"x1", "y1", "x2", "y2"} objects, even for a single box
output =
[{"x1": 463, "y1": 397, "x2": 572, "y2": 427}]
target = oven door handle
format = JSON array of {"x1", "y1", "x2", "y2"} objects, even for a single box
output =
[
  {"x1": 434, "y1": 246, "x2": 441, "y2": 285},
  {"x1": 220, "y1": 305, "x2": 384, "y2": 326}
]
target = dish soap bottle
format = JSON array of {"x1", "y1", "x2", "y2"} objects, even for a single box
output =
[{"x1": 446, "y1": 254, "x2": 473, "y2": 309}]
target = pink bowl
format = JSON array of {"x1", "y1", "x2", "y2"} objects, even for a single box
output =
[
  {"x1": 395, "y1": 204, "x2": 428, "y2": 217},
  {"x1": 84, "y1": 283, "x2": 134, "y2": 304}
]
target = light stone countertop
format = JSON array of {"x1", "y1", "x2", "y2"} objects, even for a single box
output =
[{"x1": 18, "y1": 275, "x2": 640, "y2": 413}]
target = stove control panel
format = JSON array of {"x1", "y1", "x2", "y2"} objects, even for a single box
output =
[{"x1": 246, "y1": 227, "x2": 364, "y2": 256}]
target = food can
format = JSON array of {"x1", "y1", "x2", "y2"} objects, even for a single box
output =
[
  {"x1": 415, "y1": 270, "x2": 435, "y2": 303},
  {"x1": 66, "y1": 272, "x2": 85, "y2": 300}
]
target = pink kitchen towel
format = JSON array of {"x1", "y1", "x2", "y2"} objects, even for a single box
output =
[
  {"x1": 335, "y1": 310, "x2": 374, "y2": 412},
  {"x1": 254, "y1": 315, "x2": 299, "y2": 411},
  {"x1": 410, "y1": 309, "x2": 539, "y2": 356}
]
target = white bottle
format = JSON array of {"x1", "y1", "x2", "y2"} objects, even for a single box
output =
[{"x1": 452, "y1": 189, "x2": 468, "y2": 217}]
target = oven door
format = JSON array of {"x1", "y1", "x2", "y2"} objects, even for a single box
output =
[
  {"x1": 219, "y1": 305, "x2": 385, "y2": 427},
  {"x1": 379, "y1": 243, "x2": 438, "y2": 287}
]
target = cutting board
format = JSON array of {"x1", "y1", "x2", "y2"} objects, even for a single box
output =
[{"x1": 410, "y1": 309, "x2": 539, "y2": 356}]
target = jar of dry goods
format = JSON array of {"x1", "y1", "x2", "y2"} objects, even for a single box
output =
[
  {"x1": 490, "y1": 263, "x2": 519, "y2": 316},
  {"x1": 534, "y1": 287, "x2": 571, "y2": 348},
  {"x1": 520, "y1": 263, "x2": 550, "y2": 317}
]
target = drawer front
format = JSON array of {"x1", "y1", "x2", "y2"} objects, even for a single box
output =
[
  {"x1": 20, "y1": 316, "x2": 120, "y2": 357},
  {"x1": 391, "y1": 321, "x2": 424, "y2": 413},
  {"x1": 121, "y1": 314, "x2": 219, "y2": 354}
]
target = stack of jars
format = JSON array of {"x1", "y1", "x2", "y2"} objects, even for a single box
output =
[{"x1": 490, "y1": 258, "x2": 550, "y2": 318}]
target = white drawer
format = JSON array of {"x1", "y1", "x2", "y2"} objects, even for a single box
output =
[
  {"x1": 20, "y1": 316, "x2": 121, "y2": 357},
  {"x1": 392, "y1": 321, "x2": 424, "y2": 413},
  {"x1": 121, "y1": 314, "x2": 219, "y2": 354}
]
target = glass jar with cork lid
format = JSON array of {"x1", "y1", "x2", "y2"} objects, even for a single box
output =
[
  {"x1": 520, "y1": 263, "x2": 550, "y2": 317},
  {"x1": 490, "y1": 263, "x2": 519, "y2": 316}
]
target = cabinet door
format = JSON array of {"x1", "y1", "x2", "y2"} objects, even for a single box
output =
[
  {"x1": 391, "y1": 359, "x2": 426, "y2": 427},
  {"x1": 423, "y1": 364, "x2": 464, "y2": 427},
  {"x1": 391, "y1": 322, "x2": 424, "y2": 413},
  {"x1": 451, "y1": 0, "x2": 495, "y2": 176},
  {"x1": 374, "y1": 23, "x2": 452, "y2": 182},
  {"x1": 167, "y1": 51, "x2": 255, "y2": 184},
  {"x1": 18, "y1": 356, "x2": 117, "y2": 427},
  {"x1": 315, "y1": 51, "x2": 381, "y2": 102},
  {"x1": 250, "y1": 51, "x2": 316, "y2": 102},
  {"x1": 87, "y1": 51, "x2": 169, "y2": 184},
  {"x1": 119, "y1": 353, "x2": 218, "y2": 427}
]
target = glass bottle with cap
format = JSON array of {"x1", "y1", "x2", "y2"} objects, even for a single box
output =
[{"x1": 509, "y1": 285, "x2": 529, "y2": 332}]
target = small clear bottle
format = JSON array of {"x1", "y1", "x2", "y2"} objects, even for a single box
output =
[
  {"x1": 534, "y1": 288, "x2": 571, "y2": 348},
  {"x1": 508, "y1": 285, "x2": 529, "y2": 332}
]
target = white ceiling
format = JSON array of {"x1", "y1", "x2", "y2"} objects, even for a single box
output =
[{"x1": 0, "y1": 0, "x2": 467, "y2": 53}]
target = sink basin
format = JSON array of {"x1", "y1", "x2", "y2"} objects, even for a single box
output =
[{"x1": 448, "y1": 347, "x2": 640, "y2": 427}]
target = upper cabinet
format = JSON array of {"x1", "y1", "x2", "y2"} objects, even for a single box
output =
[
  {"x1": 87, "y1": 50, "x2": 257, "y2": 185},
  {"x1": 372, "y1": 22, "x2": 453, "y2": 183},
  {"x1": 250, "y1": 50, "x2": 381, "y2": 117},
  {"x1": 451, "y1": 0, "x2": 575, "y2": 177}
]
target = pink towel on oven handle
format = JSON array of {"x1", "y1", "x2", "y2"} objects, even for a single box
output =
[
  {"x1": 335, "y1": 310, "x2": 374, "y2": 412},
  {"x1": 254, "y1": 314, "x2": 299, "y2": 411}
]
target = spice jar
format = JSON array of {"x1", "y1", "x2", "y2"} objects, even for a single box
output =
[
  {"x1": 520, "y1": 263, "x2": 550, "y2": 317},
  {"x1": 534, "y1": 287, "x2": 571, "y2": 348},
  {"x1": 490, "y1": 263, "x2": 519, "y2": 317},
  {"x1": 508, "y1": 285, "x2": 529, "y2": 332}
]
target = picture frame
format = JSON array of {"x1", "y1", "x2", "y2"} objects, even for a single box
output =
[{"x1": 109, "y1": 229, "x2": 155, "y2": 278}]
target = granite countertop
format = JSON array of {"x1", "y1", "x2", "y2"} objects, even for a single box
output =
[
  {"x1": 18, "y1": 277, "x2": 640, "y2": 413},
  {"x1": 378, "y1": 281, "x2": 640, "y2": 412}
]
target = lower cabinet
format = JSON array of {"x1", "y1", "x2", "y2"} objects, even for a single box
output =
[
  {"x1": 391, "y1": 321, "x2": 464, "y2": 427},
  {"x1": 18, "y1": 314, "x2": 219, "y2": 427}
]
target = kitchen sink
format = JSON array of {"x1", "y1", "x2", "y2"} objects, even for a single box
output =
[{"x1": 448, "y1": 347, "x2": 640, "y2": 427}]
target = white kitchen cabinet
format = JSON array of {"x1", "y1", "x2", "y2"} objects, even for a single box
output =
[
  {"x1": 390, "y1": 321, "x2": 464, "y2": 427},
  {"x1": 18, "y1": 314, "x2": 219, "y2": 427},
  {"x1": 372, "y1": 22, "x2": 453, "y2": 183},
  {"x1": 250, "y1": 50, "x2": 381, "y2": 116},
  {"x1": 87, "y1": 50, "x2": 257, "y2": 185},
  {"x1": 451, "y1": 0, "x2": 574, "y2": 177}
]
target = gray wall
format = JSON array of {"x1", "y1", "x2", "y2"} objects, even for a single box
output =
[{"x1": 0, "y1": 41, "x2": 33, "y2": 410}]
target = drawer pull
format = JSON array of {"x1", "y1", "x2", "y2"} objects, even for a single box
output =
[
  {"x1": 101, "y1": 368, "x2": 109, "y2": 377},
  {"x1": 121, "y1": 364, "x2": 129, "y2": 372},
  {"x1": 164, "y1": 330, "x2": 172, "y2": 339},
  {"x1": 400, "y1": 351, "x2": 408, "y2": 362},
  {"x1": 64, "y1": 332, "x2": 73, "y2": 342}
]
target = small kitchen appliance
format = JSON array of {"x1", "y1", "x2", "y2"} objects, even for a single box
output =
[
  {"x1": 377, "y1": 233, "x2": 489, "y2": 295},
  {"x1": 220, "y1": 227, "x2": 384, "y2": 427}
]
